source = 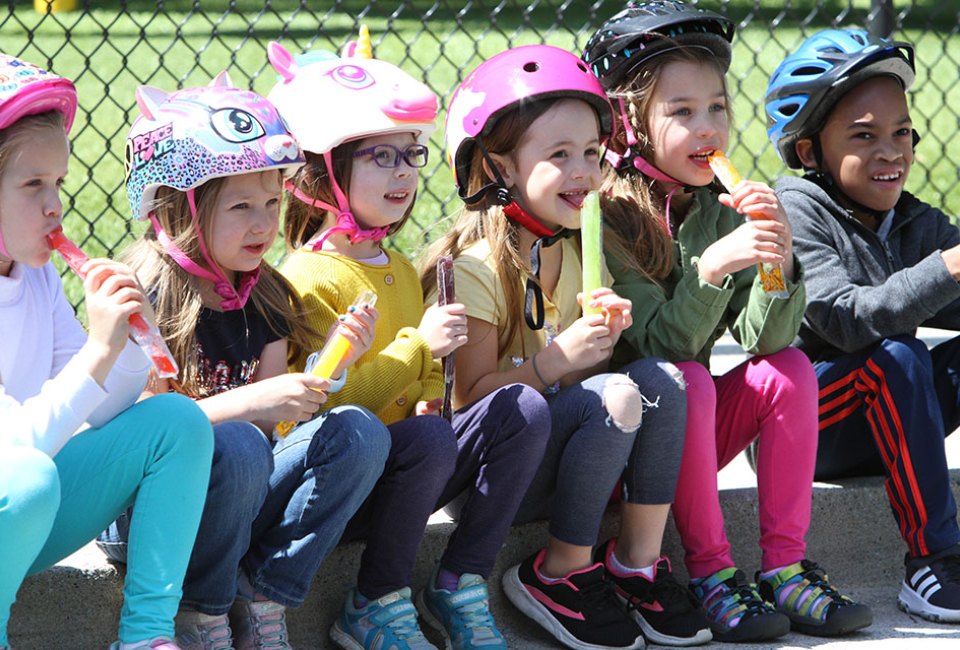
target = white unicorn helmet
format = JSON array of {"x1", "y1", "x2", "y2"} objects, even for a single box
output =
[{"x1": 267, "y1": 27, "x2": 438, "y2": 246}]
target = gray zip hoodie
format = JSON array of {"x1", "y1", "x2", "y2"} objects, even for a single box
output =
[{"x1": 776, "y1": 175, "x2": 960, "y2": 362}]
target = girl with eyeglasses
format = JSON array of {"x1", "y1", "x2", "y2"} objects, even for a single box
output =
[{"x1": 270, "y1": 35, "x2": 552, "y2": 650}]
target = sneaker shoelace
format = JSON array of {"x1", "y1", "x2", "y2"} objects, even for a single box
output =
[
  {"x1": 252, "y1": 605, "x2": 290, "y2": 649},
  {"x1": 198, "y1": 618, "x2": 233, "y2": 650},
  {"x1": 450, "y1": 598, "x2": 499, "y2": 641},
  {"x1": 386, "y1": 608, "x2": 428, "y2": 642},
  {"x1": 579, "y1": 576, "x2": 627, "y2": 617},
  {"x1": 645, "y1": 572, "x2": 700, "y2": 613}
]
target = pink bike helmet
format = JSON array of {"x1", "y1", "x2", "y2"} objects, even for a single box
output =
[
  {"x1": 0, "y1": 53, "x2": 77, "y2": 259},
  {"x1": 0, "y1": 54, "x2": 77, "y2": 132},
  {"x1": 446, "y1": 44, "x2": 615, "y2": 202}
]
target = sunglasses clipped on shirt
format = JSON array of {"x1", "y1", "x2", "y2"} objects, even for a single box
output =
[{"x1": 352, "y1": 143, "x2": 430, "y2": 169}]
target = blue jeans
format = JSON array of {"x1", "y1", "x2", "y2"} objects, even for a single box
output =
[
  {"x1": 101, "y1": 405, "x2": 390, "y2": 613},
  {"x1": 2, "y1": 393, "x2": 212, "y2": 646}
]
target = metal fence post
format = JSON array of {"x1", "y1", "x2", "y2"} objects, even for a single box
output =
[{"x1": 868, "y1": 0, "x2": 896, "y2": 38}]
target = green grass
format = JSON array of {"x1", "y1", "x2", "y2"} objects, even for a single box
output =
[{"x1": 4, "y1": 1, "x2": 959, "y2": 312}]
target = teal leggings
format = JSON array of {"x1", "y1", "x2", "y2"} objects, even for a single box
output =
[{"x1": 0, "y1": 393, "x2": 213, "y2": 646}]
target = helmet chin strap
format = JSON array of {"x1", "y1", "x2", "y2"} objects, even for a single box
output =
[
  {"x1": 148, "y1": 188, "x2": 259, "y2": 311},
  {"x1": 288, "y1": 151, "x2": 389, "y2": 251},
  {"x1": 471, "y1": 142, "x2": 574, "y2": 330},
  {"x1": 807, "y1": 135, "x2": 889, "y2": 222},
  {"x1": 607, "y1": 96, "x2": 685, "y2": 236}
]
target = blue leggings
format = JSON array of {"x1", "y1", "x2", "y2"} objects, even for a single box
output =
[{"x1": 0, "y1": 393, "x2": 213, "y2": 646}]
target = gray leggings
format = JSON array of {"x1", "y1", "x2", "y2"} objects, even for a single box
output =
[{"x1": 514, "y1": 357, "x2": 687, "y2": 547}]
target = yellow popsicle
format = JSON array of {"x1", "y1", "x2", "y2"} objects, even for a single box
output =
[{"x1": 275, "y1": 290, "x2": 378, "y2": 437}]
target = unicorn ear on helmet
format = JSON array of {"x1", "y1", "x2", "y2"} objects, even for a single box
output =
[
  {"x1": 135, "y1": 85, "x2": 170, "y2": 121},
  {"x1": 209, "y1": 70, "x2": 234, "y2": 88},
  {"x1": 342, "y1": 24, "x2": 373, "y2": 59},
  {"x1": 268, "y1": 41, "x2": 299, "y2": 82}
]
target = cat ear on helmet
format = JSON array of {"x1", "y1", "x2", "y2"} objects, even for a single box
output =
[{"x1": 134, "y1": 86, "x2": 170, "y2": 121}]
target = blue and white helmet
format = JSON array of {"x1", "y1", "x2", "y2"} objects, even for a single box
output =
[{"x1": 765, "y1": 28, "x2": 915, "y2": 169}]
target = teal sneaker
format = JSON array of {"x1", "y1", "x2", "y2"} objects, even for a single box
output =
[
  {"x1": 689, "y1": 567, "x2": 789, "y2": 643},
  {"x1": 416, "y1": 571, "x2": 506, "y2": 650},
  {"x1": 330, "y1": 587, "x2": 437, "y2": 650}
]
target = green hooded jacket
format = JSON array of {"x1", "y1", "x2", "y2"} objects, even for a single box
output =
[{"x1": 609, "y1": 187, "x2": 806, "y2": 371}]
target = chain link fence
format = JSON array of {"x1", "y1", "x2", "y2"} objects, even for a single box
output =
[{"x1": 3, "y1": 1, "x2": 958, "y2": 308}]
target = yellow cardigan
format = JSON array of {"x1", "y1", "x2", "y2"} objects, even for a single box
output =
[{"x1": 281, "y1": 248, "x2": 443, "y2": 425}]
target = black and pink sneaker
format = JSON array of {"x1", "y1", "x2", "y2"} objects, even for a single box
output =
[
  {"x1": 503, "y1": 548, "x2": 645, "y2": 650},
  {"x1": 596, "y1": 539, "x2": 712, "y2": 646}
]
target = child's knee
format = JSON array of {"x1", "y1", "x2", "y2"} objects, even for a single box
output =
[
  {"x1": 881, "y1": 335, "x2": 933, "y2": 370},
  {"x1": 602, "y1": 374, "x2": 644, "y2": 432},
  {"x1": 0, "y1": 447, "x2": 60, "y2": 522}
]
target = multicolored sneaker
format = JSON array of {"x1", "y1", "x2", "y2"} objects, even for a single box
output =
[
  {"x1": 174, "y1": 609, "x2": 235, "y2": 650},
  {"x1": 689, "y1": 567, "x2": 789, "y2": 643},
  {"x1": 899, "y1": 544, "x2": 960, "y2": 623},
  {"x1": 502, "y1": 548, "x2": 645, "y2": 650},
  {"x1": 230, "y1": 599, "x2": 292, "y2": 649},
  {"x1": 757, "y1": 560, "x2": 872, "y2": 636},
  {"x1": 109, "y1": 640, "x2": 183, "y2": 650},
  {"x1": 416, "y1": 570, "x2": 506, "y2": 650},
  {"x1": 595, "y1": 540, "x2": 711, "y2": 646},
  {"x1": 330, "y1": 587, "x2": 437, "y2": 650}
]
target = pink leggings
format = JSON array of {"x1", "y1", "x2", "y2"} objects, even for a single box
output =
[{"x1": 673, "y1": 347, "x2": 818, "y2": 578}]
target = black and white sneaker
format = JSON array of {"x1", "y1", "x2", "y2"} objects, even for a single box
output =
[{"x1": 898, "y1": 544, "x2": 960, "y2": 623}]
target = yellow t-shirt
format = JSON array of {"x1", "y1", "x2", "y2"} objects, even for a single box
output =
[
  {"x1": 440, "y1": 236, "x2": 610, "y2": 376},
  {"x1": 281, "y1": 247, "x2": 442, "y2": 425}
]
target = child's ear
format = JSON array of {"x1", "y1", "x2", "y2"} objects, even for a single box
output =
[
  {"x1": 795, "y1": 138, "x2": 818, "y2": 170},
  {"x1": 483, "y1": 152, "x2": 515, "y2": 189}
]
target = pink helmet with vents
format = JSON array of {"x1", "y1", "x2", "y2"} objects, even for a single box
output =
[
  {"x1": 445, "y1": 44, "x2": 615, "y2": 199},
  {"x1": 0, "y1": 53, "x2": 77, "y2": 259}
]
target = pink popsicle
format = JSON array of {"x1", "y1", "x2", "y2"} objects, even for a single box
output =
[{"x1": 46, "y1": 228, "x2": 179, "y2": 378}]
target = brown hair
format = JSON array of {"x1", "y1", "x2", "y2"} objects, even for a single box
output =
[
  {"x1": 602, "y1": 47, "x2": 731, "y2": 282},
  {"x1": 420, "y1": 97, "x2": 568, "y2": 360},
  {"x1": 0, "y1": 111, "x2": 66, "y2": 178},
  {"x1": 283, "y1": 139, "x2": 415, "y2": 251},
  {"x1": 123, "y1": 173, "x2": 317, "y2": 398}
]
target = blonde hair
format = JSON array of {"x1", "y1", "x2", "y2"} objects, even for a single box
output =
[
  {"x1": 602, "y1": 46, "x2": 732, "y2": 283},
  {"x1": 420, "y1": 97, "x2": 566, "y2": 360},
  {"x1": 123, "y1": 174, "x2": 317, "y2": 398},
  {"x1": 283, "y1": 140, "x2": 415, "y2": 251}
]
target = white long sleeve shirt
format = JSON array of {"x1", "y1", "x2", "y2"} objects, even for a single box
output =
[{"x1": 0, "y1": 262, "x2": 149, "y2": 456}]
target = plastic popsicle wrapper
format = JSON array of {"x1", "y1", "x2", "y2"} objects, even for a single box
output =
[
  {"x1": 437, "y1": 255, "x2": 455, "y2": 422},
  {"x1": 275, "y1": 290, "x2": 378, "y2": 438},
  {"x1": 707, "y1": 151, "x2": 789, "y2": 299},
  {"x1": 46, "y1": 228, "x2": 180, "y2": 378},
  {"x1": 580, "y1": 190, "x2": 604, "y2": 316}
]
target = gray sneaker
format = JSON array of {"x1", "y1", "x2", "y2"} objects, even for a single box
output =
[
  {"x1": 231, "y1": 600, "x2": 292, "y2": 650},
  {"x1": 175, "y1": 609, "x2": 235, "y2": 650}
]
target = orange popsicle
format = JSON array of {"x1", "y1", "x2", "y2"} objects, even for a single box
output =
[{"x1": 707, "y1": 151, "x2": 789, "y2": 298}]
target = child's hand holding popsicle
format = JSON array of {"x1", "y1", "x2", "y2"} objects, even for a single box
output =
[
  {"x1": 47, "y1": 228, "x2": 180, "y2": 377},
  {"x1": 275, "y1": 291, "x2": 378, "y2": 437},
  {"x1": 706, "y1": 150, "x2": 791, "y2": 298}
]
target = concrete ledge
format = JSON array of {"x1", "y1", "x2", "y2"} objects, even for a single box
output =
[{"x1": 12, "y1": 469, "x2": 960, "y2": 649}]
